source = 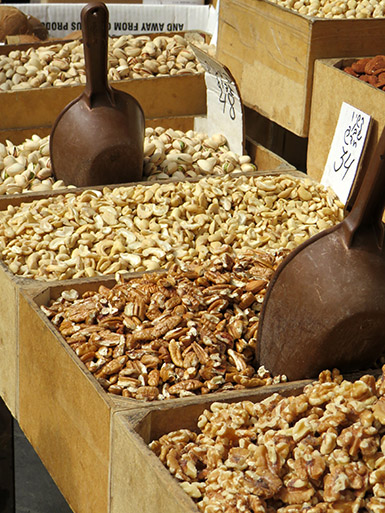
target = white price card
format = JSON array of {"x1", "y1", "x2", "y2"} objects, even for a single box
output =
[
  {"x1": 191, "y1": 45, "x2": 244, "y2": 155},
  {"x1": 321, "y1": 102, "x2": 372, "y2": 205}
]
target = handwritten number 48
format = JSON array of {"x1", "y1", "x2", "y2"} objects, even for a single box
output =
[{"x1": 216, "y1": 74, "x2": 236, "y2": 121}]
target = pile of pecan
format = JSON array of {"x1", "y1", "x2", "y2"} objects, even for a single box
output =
[
  {"x1": 42, "y1": 250, "x2": 288, "y2": 400},
  {"x1": 151, "y1": 368, "x2": 385, "y2": 512},
  {"x1": 344, "y1": 55, "x2": 385, "y2": 89}
]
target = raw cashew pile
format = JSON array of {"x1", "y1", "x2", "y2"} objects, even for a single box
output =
[{"x1": 0, "y1": 173, "x2": 344, "y2": 280}]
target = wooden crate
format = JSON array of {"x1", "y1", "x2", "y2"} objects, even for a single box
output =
[
  {"x1": 307, "y1": 57, "x2": 385, "y2": 183},
  {"x1": 0, "y1": 140, "x2": 294, "y2": 418},
  {"x1": 0, "y1": 73, "x2": 206, "y2": 133},
  {"x1": 216, "y1": 0, "x2": 385, "y2": 137},
  {"x1": 18, "y1": 276, "x2": 311, "y2": 513},
  {"x1": 111, "y1": 372, "x2": 379, "y2": 513}
]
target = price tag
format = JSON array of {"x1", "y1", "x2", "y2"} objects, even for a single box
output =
[
  {"x1": 321, "y1": 102, "x2": 372, "y2": 205},
  {"x1": 191, "y1": 45, "x2": 244, "y2": 155}
]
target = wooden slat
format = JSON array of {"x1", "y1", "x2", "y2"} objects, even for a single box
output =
[{"x1": 0, "y1": 74, "x2": 206, "y2": 130}]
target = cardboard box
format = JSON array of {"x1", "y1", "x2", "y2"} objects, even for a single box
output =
[
  {"x1": 216, "y1": 0, "x2": 385, "y2": 137},
  {"x1": 18, "y1": 272, "x2": 309, "y2": 513},
  {"x1": 8, "y1": 4, "x2": 217, "y2": 38},
  {"x1": 307, "y1": 57, "x2": 385, "y2": 183}
]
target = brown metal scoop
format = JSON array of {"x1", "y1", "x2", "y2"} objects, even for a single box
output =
[
  {"x1": 257, "y1": 127, "x2": 385, "y2": 381},
  {"x1": 50, "y1": 2, "x2": 144, "y2": 187}
]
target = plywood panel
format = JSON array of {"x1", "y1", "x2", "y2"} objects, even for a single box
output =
[
  {"x1": 0, "y1": 74, "x2": 206, "y2": 130},
  {"x1": 19, "y1": 290, "x2": 113, "y2": 513}
]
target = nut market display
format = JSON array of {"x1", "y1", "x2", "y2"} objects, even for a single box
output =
[{"x1": 2, "y1": 0, "x2": 385, "y2": 511}]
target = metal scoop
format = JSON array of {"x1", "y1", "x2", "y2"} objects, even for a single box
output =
[
  {"x1": 257, "y1": 127, "x2": 385, "y2": 381},
  {"x1": 50, "y1": 2, "x2": 144, "y2": 187}
]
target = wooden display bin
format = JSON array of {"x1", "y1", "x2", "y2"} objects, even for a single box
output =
[
  {"x1": 307, "y1": 57, "x2": 385, "y2": 183},
  {"x1": 216, "y1": 0, "x2": 385, "y2": 137},
  {"x1": 0, "y1": 31, "x2": 215, "y2": 133},
  {"x1": 110, "y1": 382, "x2": 309, "y2": 513},
  {"x1": 0, "y1": 138, "x2": 294, "y2": 419},
  {"x1": 110, "y1": 367, "x2": 381, "y2": 513},
  {"x1": 18, "y1": 275, "x2": 309, "y2": 513}
]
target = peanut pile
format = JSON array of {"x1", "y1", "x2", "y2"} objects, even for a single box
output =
[
  {"x1": 344, "y1": 55, "x2": 385, "y2": 89},
  {"x1": 0, "y1": 33, "x2": 213, "y2": 92},
  {"x1": 151, "y1": 368, "x2": 385, "y2": 512},
  {"x1": 0, "y1": 173, "x2": 344, "y2": 280},
  {"x1": 269, "y1": 0, "x2": 385, "y2": 18},
  {"x1": 0, "y1": 128, "x2": 255, "y2": 195},
  {"x1": 42, "y1": 251, "x2": 287, "y2": 400}
]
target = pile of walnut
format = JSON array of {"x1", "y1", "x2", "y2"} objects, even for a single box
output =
[
  {"x1": 151, "y1": 368, "x2": 385, "y2": 512},
  {"x1": 344, "y1": 55, "x2": 385, "y2": 89},
  {"x1": 41, "y1": 250, "x2": 288, "y2": 400}
]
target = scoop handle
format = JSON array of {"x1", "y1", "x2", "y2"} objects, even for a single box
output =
[
  {"x1": 81, "y1": 2, "x2": 112, "y2": 107},
  {"x1": 343, "y1": 126, "x2": 385, "y2": 250}
]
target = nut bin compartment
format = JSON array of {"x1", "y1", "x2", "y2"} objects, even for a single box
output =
[
  {"x1": 308, "y1": 57, "x2": 385, "y2": 183},
  {"x1": 0, "y1": 32, "x2": 210, "y2": 132},
  {"x1": 18, "y1": 274, "x2": 309, "y2": 513},
  {"x1": 111, "y1": 368, "x2": 384, "y2": 513},
  {"x1": 1, "y1": 168, "x2": 343, "y2": 416},
  {"x1": 216, "y1": 0, "x2": 385, "y2": 137},
  {"x1": 0, "y1": 128, "x2": 295, "y2": 416}
]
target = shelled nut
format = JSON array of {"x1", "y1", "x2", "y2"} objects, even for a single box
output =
[
  {"x1": 41, "y1": 250, "x2": 288, "y2": 400},
  {"x1": 0, "y1": 173, "x2": 344, "y2": 280},
  {"x1": 0, "y1": 32, "x2": 214, "y2": 92},
  {"x1": 151, "y1": 367, "x2": 385, "y2": 512},
  {"x1": 344, "y1": 55, "x2": 385, "y2": 90}
]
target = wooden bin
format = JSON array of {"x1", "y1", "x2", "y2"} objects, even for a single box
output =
[
  {"x1": 18, "y1": 275, "x2": 309, "y2": 513},
  {"x1": 0, "y1": 136, "x2": 294, "y2": 419},
  {"x1": 307, "y1": 57, "x2": 385, "y2": 183},
  {"x1": 216, "y1": 0, "x2": 385, "y2": 137},
  {"x1": 0, "y1": 32, "x2": 212, "y2": 133},
  {"x1": 110, "y1": 383, "x2": 309, "y2": 513},
  {"x1": 110, "y1": 369, "x2": 381, "y2": 513}
]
